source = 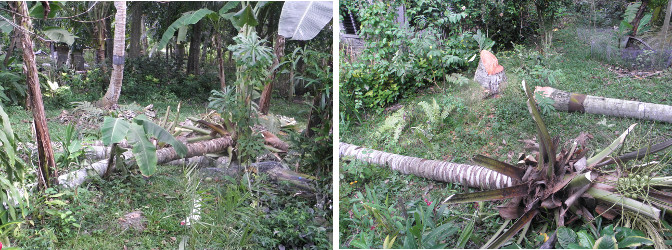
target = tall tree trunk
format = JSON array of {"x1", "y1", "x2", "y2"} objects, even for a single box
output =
[
  {"x1": 186, "y1": 20, "x2": 202, "y2": 75},
  {"x1": 216, "y1": 34, "x2": 226, "y2": 89},
  {"x1": 631, "y1": 0, "x2": 650, "y2": 36},
  {"x1": 200, "y1": 29, "x2": 210, "y2": 67},
  {"x1": 100, "y1": 1, "x2": 127, "y2": 108},
  {"x1": 105, "y1": 18, "x2": 113, "y2": 65},
  {"x1": 128, "y1": 2, "x2": 144, "y2": 59},
  {"x1": 14, "y1": 1, "x2": 57, "y2": 189},
  {"x1": 94, "y1": 19, "x2": 106, "y2": 64},
  {"x1": 340, "y1": 143, "x2": 512, "y2": 190},
  {"x1": 175, "y1": 43, "x2": 185, "y2": 72},
  {"x1": 259, "y1": 35, "x2": 285, "y2": 115},
  {"x1": 141, "y1": 14, "x2": 148, "y2": 54},
  {"x1": 662, "y1": 0, "x2": 672, "y2": 38},
  {"x1": 536, "y1": 86, "x2": 672, "y2": 123}
]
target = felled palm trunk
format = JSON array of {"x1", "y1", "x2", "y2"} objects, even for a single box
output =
[
  {"x1": 58, "y1": 136, "x2": 234, "y2": 188},
  {"x1": 15, "y1": 1, "x2": 57, "y2": 189},
  {"x1": 535, "y1": 86, "x2": 672, "y2": 123},
  {"x1": 340, "y1": 142, "x2": 512, "y2": 189}
]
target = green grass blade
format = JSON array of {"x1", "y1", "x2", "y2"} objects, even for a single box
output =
[
  {"x1": 473, "y1": 155, "x2": 525, "y2": 181},
  {"x1": 587, "y1": 124, "x2": 637, "y2": 167},
  {"x1": 456, "y1": 215, "x2": 474, "y2": 248},
  {"x1": 443, "y1": 184, "x2": 529, "y2": 204}
]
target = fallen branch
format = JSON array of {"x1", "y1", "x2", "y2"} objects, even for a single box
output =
[
  {"x1": 339, "y1": 142, "x2": 512, "y2": 189},
  {"x1": 535, "y1": 86, "x2": 672, "y2": 123}
]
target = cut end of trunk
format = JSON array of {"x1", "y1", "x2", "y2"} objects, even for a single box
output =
[{"x1": 534, "y1": 86, "x2": 555, "y2": 98}]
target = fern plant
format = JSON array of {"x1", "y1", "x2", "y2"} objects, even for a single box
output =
[{"x1": 376, "y1": 108, "x2": 408, "y2": 143}]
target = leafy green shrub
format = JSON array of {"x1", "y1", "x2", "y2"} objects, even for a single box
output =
[
  {"x1": 340, "y1": 0, "x2": 493, "y2": 120},
  {"x1": 0, "y1": 70, "x2": 27, "y2": 106},
  {"x1": 0, "y1": 104, "x2": 29, "y2": 245},
  {"x1": 117, "y1": 56, "x2": 219, "y2": 103}
]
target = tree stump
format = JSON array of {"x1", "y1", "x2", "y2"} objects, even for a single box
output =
[{"x1": 474, "y1": 50, "x2": 507, "y2": 97}]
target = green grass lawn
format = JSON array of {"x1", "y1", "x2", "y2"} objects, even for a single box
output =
[{"x1": 339, "y1": 25, "x2": 672, "y2": 248}]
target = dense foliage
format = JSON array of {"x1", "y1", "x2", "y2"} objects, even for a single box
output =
[{"x1": 340, "y1": 0, "x2": 492, "y2": 119}]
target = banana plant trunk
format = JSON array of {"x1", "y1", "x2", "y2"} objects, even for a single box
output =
[
  {"x1": 259, "y1": 34, "x2": 285, "y2": 115},
  {"x1": 535, "y1": 86, "x2": 672, "y2": 123},
  {"x1": 15, "y1": 1, "x2": 57, "y2": 189},
  {"x1": 340, "y1": 143, "x2": 512, "y2": 189},
  {"x1": 100, "y1": 1, "x2": 127, "y2": 108}
]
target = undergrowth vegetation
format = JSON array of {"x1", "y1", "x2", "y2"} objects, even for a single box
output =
[{"x1": 340, "y1": 0, "x2": 672, "y2": 247}]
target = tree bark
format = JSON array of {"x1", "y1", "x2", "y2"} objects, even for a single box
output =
[
  {"x1": 91, "y1": 1, "x2": 109, "y2": 64},
  {"x1": 2, "y1": 28, "x2": 17, "y2": 68},
  {"x1": 216, "y1": 34, "x2": 226, "y2": 89},
  {"x1": 631, "y1": 0, "x2": 650, "y2": 36},
  {"x1": 186, "y1": 20, "x2": 202, "y2": 75},
  {"x1": 340, "y1": 143, "x2": 513, "y2": 190},
  {"x1": 105, "y1": 18, "x2": 113, "y2": 64},
  {"x1": 128, "y1": 2, "x2": 144, "y2": 59},
  {"x1": 58, "y1": 136, "x2": 235, "y2": 188},
  {"x1": 14, "y1": 1, "x2": 57, "y2": 189},
  {"x1": 175, "y1": 43, "x2": 185, "y2": 72},
  {"x1": 535, "y1": 86, "x2": 672, "y2": 123},
  {"x1": 662, "y1": 0, "x2": 672, "y2": 38},
  {"x1": 259, "y1": 35, "x2": 285, "y2": 115},
  {"x1": 100, "y1": 1, "x2": 127, "y2": 108},
  {"x1": 200, "y1": 29, "x2": 210, "y2": 67}
]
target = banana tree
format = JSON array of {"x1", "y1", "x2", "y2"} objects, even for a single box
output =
[
  {"x1": 101, "y1": 115, "x2": 187, "y2": 177},
  {"x1": 258, "y1": 1, "x2": 333, "y2": 114},
  {"x1": 441, "y1": 80, "x2": 672, "y2": 248}
]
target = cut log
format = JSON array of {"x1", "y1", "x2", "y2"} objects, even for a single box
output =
[
  {"x1": 58, "y1": 136, "x2": 234, "y2": 188},
  {"x1": 535, "y1": 86, "x2": 672, "y2": 123},
  {"x1": 339, "y1": 142, "x2": 512, "y2": 190},
  {"x1": 474, "y1": 50, "x2": 507, "y2": 96}
]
